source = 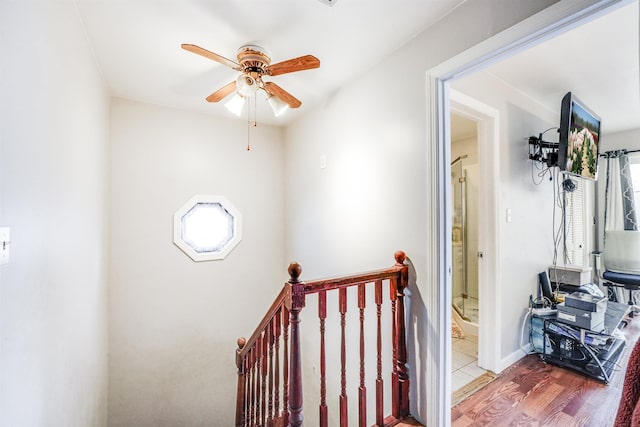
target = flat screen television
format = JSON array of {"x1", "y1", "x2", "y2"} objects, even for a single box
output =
[{"x1": 557, "y1": 92, "x2": 601, "y2": 180}]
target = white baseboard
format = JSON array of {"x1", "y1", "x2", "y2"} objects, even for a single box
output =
[{"x1": 499, "y1": 344, "x2": 533, "y2": 373}]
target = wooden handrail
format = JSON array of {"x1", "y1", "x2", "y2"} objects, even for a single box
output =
[
  {"x1": 235, "y1": 251, "x2": 410, "y2": 427},
  {"x1": 237, "y1": 285, "x2": 288, "y2": 361},
  {"x1": 235, "y1": 286, "x2": 289, "y2": 426},
  {"x1": 302, "y1": 266, "x2": 406, "y2": 294}
]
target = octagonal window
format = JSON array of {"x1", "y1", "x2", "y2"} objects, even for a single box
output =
[{"x1": 173, "y1": 195, "x2": 242, "y2": 261}]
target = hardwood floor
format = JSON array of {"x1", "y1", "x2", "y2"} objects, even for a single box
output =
[{"x1": 452, "y1": 315, "x2": 640, "y2": 426}]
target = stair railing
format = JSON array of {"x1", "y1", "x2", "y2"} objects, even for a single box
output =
[{"x1": 235, "y1": 251, "x2": 410, "y2": 427}]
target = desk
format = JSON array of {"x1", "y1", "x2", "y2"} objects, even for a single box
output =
[
  {"x1": 539, "y1": 301, "x2": 631, "y2": 384},
  {"x1": 604, "y1": 300, "x2": 632, "y2": 333}
]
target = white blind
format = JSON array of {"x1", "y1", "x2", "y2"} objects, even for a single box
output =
[{"x1": 565, "y1": 179, "x2": 585, "y2": 266}]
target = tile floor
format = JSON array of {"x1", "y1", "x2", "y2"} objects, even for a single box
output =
[{"x1": 451, "y1": 334, "x2": 487, "y2": 392}]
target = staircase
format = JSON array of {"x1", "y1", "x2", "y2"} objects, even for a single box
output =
[{"x1": 234, "y1": 251, "x2": 423, "y2": 427}]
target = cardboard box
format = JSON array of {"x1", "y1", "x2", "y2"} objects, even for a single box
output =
[
  {"x1": 564, "y1": 292, "x2": 607, "y2": 313},
  {"x1": 549, "y1": 265, "x2": 592, "y2": 286},
  {"x1": 556, "y1": 303, "x2": 605, "y2": 332}
]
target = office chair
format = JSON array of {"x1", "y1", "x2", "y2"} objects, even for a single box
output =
[{"x1": 595, "y1": 230, "x2": 640, "y2": 317}]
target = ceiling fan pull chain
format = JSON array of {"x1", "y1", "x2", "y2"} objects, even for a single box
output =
[
  {"x1": 246, "y1": 95, "x2": 257, "y2": 151},
  {"x1": 253, "y1": 95, "x2": 257, "y2": 128},
  {"x1": 246, "y1": 111, "x2": 251, "y2": 151}
]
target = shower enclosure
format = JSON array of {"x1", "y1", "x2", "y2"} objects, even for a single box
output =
[{"x1": 451, "y1": 155, "x2": 479, "y2": 324}]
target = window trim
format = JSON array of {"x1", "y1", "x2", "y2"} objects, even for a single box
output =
[{"x1": 173, "y1": 195, "x2": 242, "y2": 262}]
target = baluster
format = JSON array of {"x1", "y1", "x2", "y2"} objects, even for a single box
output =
[
  {"x1": 358, "y1": 283, "x2": 367, "y2": 427},
  {"x1": 390, "y1": 277, "x2": 399, "y2": 419},
  {"x1": 257, "y1": 341, "x2": 263, "y2": 427},
  {"x1": 262, "y1": 329, "x2": 268, "y2": 426},
  {"x1": 242, "y1": 353, "x2": 251, "y2": 426},
  {"x1": 245, "y1": 348, "x2": 250, "y2": 427},
  {"x1": 318, "y1": 290, "x2": 328, "y2": 427},
  {"x1": 288, "y1": 262, "x2": 305, "y2": 427},
  {"x1": 339, "y1": 287, "x2": 348, "y2": 427},
  {"x1": 236, "y1": 338, "x2": 247, "y2": 427},
  {"x1": 274, "y1": 310, "x2": 281, "y2": 423},
  {"x1": 256, "y1": 335, "x2": 263, "y2": 426},
  {"x1": 283, "y1": 306, "x2": 290, "y2": 426},
  {"x1": 395, "y1": 251, "x2": 410, "y2": 418},
  {"x1": 267, "y1": 319, "x2": 275, "y2": 426},
  {"x1": 253, "y1": 342, "x2": 262, "y2": 425},
  {"x1": 375, "y1": 280, "x2": 384, "y2": 427},
  {"x1": 248, "y1": 349, "x2": 252, "y2": 426},
  {"x1": 249, "y1": 346, "x2": 255, "y2": 426}
]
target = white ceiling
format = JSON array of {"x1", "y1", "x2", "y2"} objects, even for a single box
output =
[
  {"x1": 75, "y1": 0, "x2": 466, "y2": 126},
  {"x1": 76, "y1": 0, "x2": 639, "y2": 131},
  {"x1": 478, "y1": 0, "x2": 639, "y2": 134}
]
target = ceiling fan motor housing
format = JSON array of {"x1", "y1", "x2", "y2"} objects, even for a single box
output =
[{"x1": 237, "y1": 45, "x2": 271, "y2": 76}]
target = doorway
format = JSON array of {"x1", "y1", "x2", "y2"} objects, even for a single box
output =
[
  {"x1": 450, "y1": 113, "x2": 486, "y2": 395},
  {"x1": 449, "y1": 90, "x2": 501, "y2": 378}
]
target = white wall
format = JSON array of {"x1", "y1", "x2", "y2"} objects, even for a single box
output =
[
  {"x1": 283, "y1": 0, "x2": 560, "y2": 424},
  {"x1": 108, "y1": 98, "x2": 286, "y2": 426},
  {"x1": 0, "y1": 2, "x2": 110, "y2": 426},
  {"x1": 602, "y1": 128, "x2": 640, "y2": 152},
  {"x1": 285, "y1": 0, "x2": 559, "y2": 277},
  {"x1": 452, "y1": 136, "x2": 479, "y2": 165}
]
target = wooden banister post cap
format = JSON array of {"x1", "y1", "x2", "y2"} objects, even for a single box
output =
[
  {"x1": 394, "y1": 250, "x2": 406, "y2": 265},
  {"x1": 288, "y1": 262, "x2": 302, "y2": 282},
  {"x1": 237, "y1": 337, "x2": 246, "y2": 349}
]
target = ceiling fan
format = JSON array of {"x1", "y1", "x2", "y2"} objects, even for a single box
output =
[{"x1": 181, "y1": 43, "x2": 320, "y2": 116}]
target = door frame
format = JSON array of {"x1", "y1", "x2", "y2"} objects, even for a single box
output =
[{"x1": 449, "y1": 90, "x2": 501, "y2": 374}]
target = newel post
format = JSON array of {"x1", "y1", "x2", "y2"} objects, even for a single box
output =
[
  {"x1": 394, "y1": 250, "x2": 410, "y2": 418},
  {"x1": 287, "y1": 262, "x2": 305, "y2": 427},
  {"x1": 235, "y1": 337, "x2": 247, "y2": 427}
]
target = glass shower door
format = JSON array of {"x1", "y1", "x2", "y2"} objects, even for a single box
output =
[{"x1": 452, "y1": 157, "x2": 469, "y2": 320}]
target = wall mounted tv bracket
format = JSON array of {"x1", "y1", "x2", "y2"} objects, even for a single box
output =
[{"x1": 528, "y1": 132, "x2": 559, "y2": 168}]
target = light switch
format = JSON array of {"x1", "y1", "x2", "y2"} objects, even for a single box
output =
[
  {"x1": 506, "y1": 208, "x2": 512, "y2": 223},
  {"x1": 0, "y1": 227, "x2": 9, "y2": 266}
]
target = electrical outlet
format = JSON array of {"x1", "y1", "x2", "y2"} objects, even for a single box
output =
[
  {"x1": 320, "y1": 155, "x2": 327, "y2": 169},
  {"x1": 0, "y1": 227, "x2": 10, "y2": 266}
]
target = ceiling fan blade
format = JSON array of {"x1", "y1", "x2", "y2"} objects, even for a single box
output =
[
  {"x1": 206, "y1": 80, "x2": 237, "y2": 103},
  {"x1": 264, "y1": 82, "x2": 302, "y2": 108},
  {"x1": 181, "y1": 44, "x2": 241, "y2": 70},
  {"x1": 266, "y1": 55, "x2": 320, "y2": 76}
]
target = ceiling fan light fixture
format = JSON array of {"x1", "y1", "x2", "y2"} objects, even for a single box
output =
[
  {"x1": 224, "y1": 93, "x2": 245, "y2": 116},
  {"x1": 235, "y1": 74, "x2": 258, "y2": 97},
  {"x1": 267, "y1": 94, "x2": 289, "y2": 117}
]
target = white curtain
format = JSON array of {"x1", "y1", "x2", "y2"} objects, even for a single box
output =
[{"x1": 604, "y1": 150, "x2": 638, "y2": 232}]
